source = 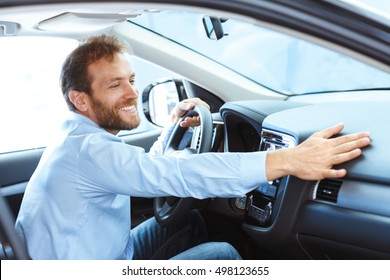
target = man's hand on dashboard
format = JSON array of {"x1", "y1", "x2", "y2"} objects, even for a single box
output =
[{"x1": 265, "y1": 123, "x2": 371, "y2": 181}]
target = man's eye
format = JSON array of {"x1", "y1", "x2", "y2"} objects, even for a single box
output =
[
  {"x1": 110, "y1": 84, "x2": 120, "y2": 88},
  {"x1": 130, "y1": 80, "x2": 135, "y2": 85}
]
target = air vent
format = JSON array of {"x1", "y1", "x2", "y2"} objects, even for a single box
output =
[
  {"x1": 196, "y1": 129, "x2": 201, "y2": 150},
  {"x1": 192, "y1": 124, "x2": 218, "y2": 151},
  {"x1": 313, "y1": 179, "x2": 343, "y2": 203}
]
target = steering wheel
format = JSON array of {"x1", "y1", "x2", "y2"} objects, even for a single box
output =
[
  {"x1": 154, "y1": 104, "x2": 213, "y2": 227},
  {"x1": 0, "y1": 194, "x2": 30, "y2": 259}
]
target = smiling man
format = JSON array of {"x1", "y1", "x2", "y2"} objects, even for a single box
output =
[
  {"x1": 16, "y1": 35, "x2": 242, "y2": 260},
  {"x1": 15, "y1": 35, "x2": 370, "y2": 260}
]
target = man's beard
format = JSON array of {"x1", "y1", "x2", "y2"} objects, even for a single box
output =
[{"x1": 89, "y1": 96, "x2": 140, "y2": 132}]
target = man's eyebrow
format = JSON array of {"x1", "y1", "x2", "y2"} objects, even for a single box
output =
[
  {"x1": 105, "y1": 73, "x2": 135, "y2": 85},
  {"x1": 105, "y1": 77, "x2": 122, "y2": 84}
]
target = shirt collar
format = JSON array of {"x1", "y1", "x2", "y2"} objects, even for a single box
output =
[
  {"x1": 69, "y1": 111, "x2": 101, "y2": 130},
  {"x1": 68, "y1": 112, "x2": 127, "y2": 140}
]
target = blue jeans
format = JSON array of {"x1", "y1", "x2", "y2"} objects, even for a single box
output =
[{"x1": 131, "y1": 210, "x2": 242, "y2": 260}]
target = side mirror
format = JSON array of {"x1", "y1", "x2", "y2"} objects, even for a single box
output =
[{"x1": 142, "y1": 79, "x2": 187, "y2": 127}]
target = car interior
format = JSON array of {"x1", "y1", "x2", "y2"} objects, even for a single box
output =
[{"x1": 0, "y1": 0, "x2": 389, "y2": 260}]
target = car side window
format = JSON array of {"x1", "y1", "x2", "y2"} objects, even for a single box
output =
[
  {"x1": 0, "y1": 37, "x2": 184, "y2": 152},
  {"x1": 0, "y1": 37, "x2": 77, "y2": 154}
]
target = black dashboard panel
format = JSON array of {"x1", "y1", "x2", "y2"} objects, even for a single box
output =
[
  {"x1": 220, "y1": 100, "x2": 390, "y2": 259},
  {"x1": 263, "y1": 101, "x2": 390, "y2": 184},
  {"x1": 220, "y1": 100, "x2": 308, "y2": 152}
]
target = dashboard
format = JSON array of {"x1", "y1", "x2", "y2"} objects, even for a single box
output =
[{"x1": 218, "y1": 100, "x2": 390, "y2": 259}]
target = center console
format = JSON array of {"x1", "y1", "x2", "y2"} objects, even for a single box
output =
[{"x1": 244, "y1": 129, "x2": 296, "y2": 227}]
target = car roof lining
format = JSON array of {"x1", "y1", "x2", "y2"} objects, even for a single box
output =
[
  {"x1": 0, "y1": 3, "x2": 154, "y2": 35},
  {"x1": 36, "y1": 11, "x2": 140, "y2": 32}
]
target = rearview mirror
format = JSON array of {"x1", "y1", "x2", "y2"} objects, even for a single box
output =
[{"x1": 202, "y1": 16, "x2": 227, "y2": 40}]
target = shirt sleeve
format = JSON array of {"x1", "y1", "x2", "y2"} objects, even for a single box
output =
[
  {"x1": 148, "y1": 125, "x2": 174, "y2": 155},
  {"x1": 78, "y1": 133, "x2": 268, "y2": 199}
]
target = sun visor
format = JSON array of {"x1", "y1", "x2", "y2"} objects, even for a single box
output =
[{"x1": 37, "y1": 12, "x2": 140, "y2": 32}]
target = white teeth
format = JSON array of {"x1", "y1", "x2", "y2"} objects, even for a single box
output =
[{"x1": 120, "y1": 105, "x2": 135, "y2": 111}]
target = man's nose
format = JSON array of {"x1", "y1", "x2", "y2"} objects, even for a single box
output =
[{"x1": 125, "y1": 83, "x2": 138, "y2": 99}]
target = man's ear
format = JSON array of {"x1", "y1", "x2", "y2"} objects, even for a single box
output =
[{"x1": 69, "y1": 90, "x2": 88, "y2": 112}]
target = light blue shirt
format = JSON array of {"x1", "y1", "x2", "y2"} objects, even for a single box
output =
[{"x1": 15, "y1": 112, "x2": 268, "y2": 259}]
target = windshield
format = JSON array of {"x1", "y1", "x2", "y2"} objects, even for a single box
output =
[{"x1": 129, "y1": 8, "x2": 390, "y2": 95}]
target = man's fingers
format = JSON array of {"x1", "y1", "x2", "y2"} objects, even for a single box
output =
[
  {"x1": 175, "y1": 102, "x2": 194, "y2": 118},
  {"x1": 331, "y1": 148, "x2": 363, "y2": 165},
  {"x1": 314, "y1": 123, "x2": 344, "y2": 139},
  {"x1": 175, "y1": 98, "x2": 210, "y2": 119},
  {"x1": 180, "y1": 116, "x2": 201, "y2": 127},
  {"x1": 331, "y1": 131, "x2": 370, "y2": 147},
  {"x1": 184, "y1": 98, "x2": 210, "y2": 110},
  {"x1": 178, "y1": 102, "x2": 194, "y2": 111},
  {"x1": 172, "y1": 98, "x2": 210, "y2": 125},
  {"x1": 332, "y1": 136, "x2": 370, "y2": 155},
  {"x1": 322, "y1": 168, "x2": 347, "y2": 179}
]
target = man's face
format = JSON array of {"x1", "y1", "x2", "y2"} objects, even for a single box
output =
[{"x1": 86, "y1": 53, "x2": 139, "y2": 134}]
